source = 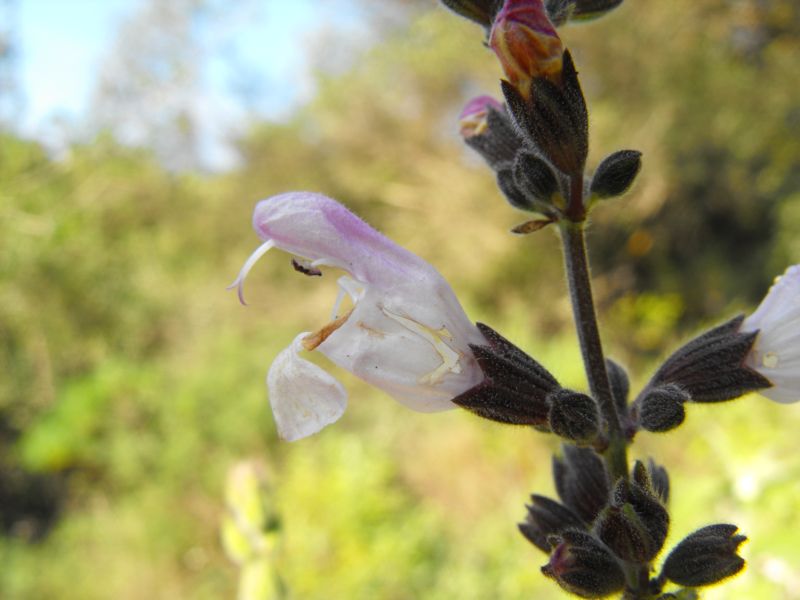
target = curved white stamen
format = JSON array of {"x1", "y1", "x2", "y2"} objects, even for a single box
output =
[
  {"x1": 226, "y1": 240, "x2": 275, "y2": 305},
  {"x1": 330, "y1": 276, "x2": 364, "y2": 320}
]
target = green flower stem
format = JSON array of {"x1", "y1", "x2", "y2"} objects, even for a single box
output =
[{"x1": 559, "y1": 218, "x2": 628, "y2": 483}]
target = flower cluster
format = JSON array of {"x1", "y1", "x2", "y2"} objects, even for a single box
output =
[{"x1": 230, "y1": 0, "x2": 799, "y2": 597}]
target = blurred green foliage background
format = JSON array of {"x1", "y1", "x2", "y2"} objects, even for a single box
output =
[{"x1": 2, "y1": 1, "x2": 800, "y2": 598}]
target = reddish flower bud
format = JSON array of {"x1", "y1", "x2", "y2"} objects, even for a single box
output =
[
  {"x1": 458, "y1": 95, "x2": 504, "y2": 139},
  {"x1": 489, "y1": 0, "x2": 563, "y2": 98}
]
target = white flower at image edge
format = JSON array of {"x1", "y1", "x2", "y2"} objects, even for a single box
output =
[
  {"x1": 229, "y1": 192, "x2": 486, "y2": 441},
  {"x1": 742, "y1": 264, "x2": 800, "y2": 404}
]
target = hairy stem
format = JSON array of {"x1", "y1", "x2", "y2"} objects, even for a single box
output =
[{"x1": 559, "y1": 218, "x2": 628, "y2": 482}]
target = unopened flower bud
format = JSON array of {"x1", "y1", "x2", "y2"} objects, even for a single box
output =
[
  {"x1": 590, "y1": 149, "x2": 642, "y2": 200},
  {"x1": 613, "y1": 477, "x2": 669, "y2": 562},
  {"x1": 547, "y1": 389, "x2": 600, "y2": 442},
  {"x1": 519, "y1": 494, "x2": 586, "y2": 553},
  {"x1": 542, "y1": 529, "x2": 626, "y2": 598},
  {"x1": 513, "y1": 151, "x2": 560, "y2": 204},
  {"x1": 501, "y1": 51, "x2": 588, "y2": 175},
  {"x1": 636, "y1": 383, "x2": 689, "y2": 433},
  {"x1": 594, "y1": 504, "x2": 652, "y2": 563},
  {"x1": 662, "y1": 524, "x2": 747, "y2": 587},
  {"x1": 497, "y1": 167, "x2": 539, "y2": 211},
  {"x1": 553, "y1": 444, "x2": 610, "y2": 523},
  {"x1": 490, "y1": 0, "x2": 563, "y2": 99},
  {"x1": 459, "y1": 98, "x2": 525, "y2": 170}
]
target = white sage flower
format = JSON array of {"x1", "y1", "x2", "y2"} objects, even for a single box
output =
[
  {"x1": 741, "y1": 265, "x2": 800, "y2": 404},
  {"x1": 229, "y1": 192, "x2": 486, "y2": 441}
]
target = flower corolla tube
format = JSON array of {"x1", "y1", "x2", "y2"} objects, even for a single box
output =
[
  {"x1": 229, "y1": 192, "x2": 486, "y2": 441},
  {"x1": 741, "y1": 264, "x2": 800, "y2": 404}
]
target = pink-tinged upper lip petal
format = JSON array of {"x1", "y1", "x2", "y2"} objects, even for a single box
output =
[
  {"x1": 251, "y1": 191, "x2": 429, "y2": 285},
  {"x1": 235, "y1": 191, "x2": 488, "y2": 433}
]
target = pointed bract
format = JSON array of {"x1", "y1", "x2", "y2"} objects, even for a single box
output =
[
  {"x1": 519, "y1": 494, "x2": 586, "y2": 553},
  {"x1": 453, "y1": 323, "x2": 559, "y2": 426},
  {"x1": 605, "y1": 358, "x2": 630, "y2": 415}
]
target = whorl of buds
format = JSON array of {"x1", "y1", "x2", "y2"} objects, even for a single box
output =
[
  {"x1": 542, "y1": 530, "x2": 626, "y2": 598},
  {"x1": 452, "y1": 323, "x2": 560, "y2": 426},
  {"x1": 635, "y1": 383, "x2": 689, "y2": 433},
  {"x1": 661, "y1": 524, "x2": 747, "y2": 587},
  {"x1": 547, "y1": 389, "x2": 601, "y2": 442}
]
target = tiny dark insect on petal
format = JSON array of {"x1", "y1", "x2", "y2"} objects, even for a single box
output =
[{"x1": 291, "y1": 258, "x2": 322, "y2": 277}]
